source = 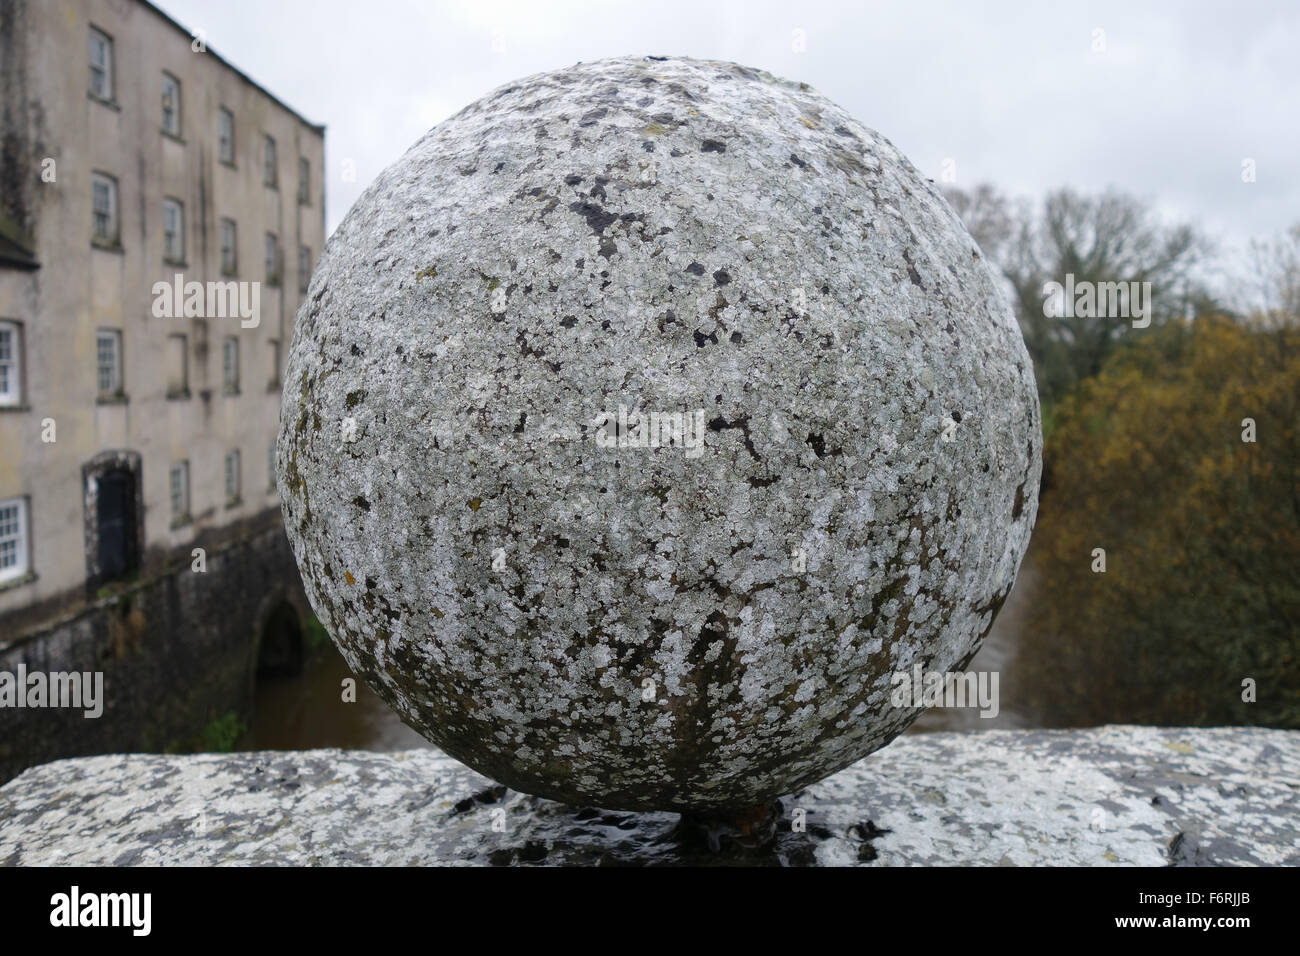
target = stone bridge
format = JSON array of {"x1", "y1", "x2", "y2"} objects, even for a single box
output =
[{"x1": 1, "y1": 726, "x2": 1295, "y2": 866}]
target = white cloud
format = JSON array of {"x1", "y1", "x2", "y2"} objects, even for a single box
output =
[{"x1": 153, "y1": 0, "x2": 1300, "y2": 259}]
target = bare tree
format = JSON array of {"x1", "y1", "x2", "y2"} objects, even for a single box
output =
[
  {"x1": 945, "y1": 185, "x2": 1210, "y2": 404},
  {"x1": 1240, "y1": 223, "x2": 1300, "y2": 329}
]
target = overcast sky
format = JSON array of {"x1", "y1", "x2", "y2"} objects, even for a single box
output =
[{"x1": 156, "y1": 0, "x2": 1298, "y2": 270}]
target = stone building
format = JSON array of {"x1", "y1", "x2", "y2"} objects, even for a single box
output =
[{"x1": 0, "y1": 0, "x2": 322, "y2": 779}]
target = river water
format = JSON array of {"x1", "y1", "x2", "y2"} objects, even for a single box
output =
[{"x1": 238, "y1": 561, "x2": 1035, "y2": 753}]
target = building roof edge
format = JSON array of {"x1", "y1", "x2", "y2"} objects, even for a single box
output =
[{"x1": 138, "y1": 0, "x2": 327, "y2": 135}]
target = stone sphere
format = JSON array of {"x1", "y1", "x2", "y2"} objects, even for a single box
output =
[{"x1": 278, "y1": 56, "x2": 1040, "y2": 812}]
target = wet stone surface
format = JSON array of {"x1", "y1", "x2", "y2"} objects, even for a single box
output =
[
  {"x1": 278, "y1": 55, "x2": 1041, "y2": 810},
  {"x1": 1, "y1": 728, "x2": 1296, "y2": 866}
]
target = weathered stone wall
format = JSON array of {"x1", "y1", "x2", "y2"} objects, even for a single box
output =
[
  {"x1": 0, "y1": 514, "x2": 309, "y2": 784},
  {"x1": 1, "y1": 726, "x2": 1295, "y2": 866}
]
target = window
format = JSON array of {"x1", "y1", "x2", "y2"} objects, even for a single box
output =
[
  {"x1": 223, "y1": 337, "x2": 239, "y2": 393},
  {"x1": 91, "y1": 172, "x2": 118, "y2": 244},
  {"x1": 166, "y1": 334, "x2": 188, "y2": 397},
  {"x1": 268, "y1": 339, "x2": 281, "y2": 388},
  {"x1": 0, "y1": 497, "x2": 30, "y2": 585},
  {"x1": 218, "y1": 108, "x2": 235, "y2": 164},
  {"x1": 298, "y1": 157, "x2": 310, "y2": 204},
  {"x1": 225, "y1": 449, "x2": 241, "y2": 504},
  {"x1": 169, "y1": 461, "x2": 190, "y2": 520},
  {"x1": 163, "y1": 198, "x2": 184, "y2": 263},
  {"x1": 265, "y1": 232, "x2": 279, "y2": 285},
  {"x1": 0, "y1": 321, "x2": 21, "y2": 406},
  {"x1": 263, "y1": 135, "x2": 277, "y2": 187},
  {"x1": 161, "y1": 72, "x2": 181, "y2": 137},
  {"x1": 88, "y1": 27, "x2": 113, "y2": 101},
  {"x1": 220, "y1": 218, "x2": 237, "y2": 274},
  {"x1": 96, "y1": 329, "x2": 122, "y2": 398},
  {"x1": 268, "y1": 440, "x2": 277, "y2": 491},
  {"x1": 298, "y1": 245, "x2": 311, "y2": 293}
]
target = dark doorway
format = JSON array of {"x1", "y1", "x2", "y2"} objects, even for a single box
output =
[
  {"x1": 96, "y1": 467, "x2": 138, "y2": 581},
  {"x1": 82, "y1": 450, "x2": 144, "y2": 593},
  {"x1": 257, "y1": 601, "x2": 305, "y2": 678}
]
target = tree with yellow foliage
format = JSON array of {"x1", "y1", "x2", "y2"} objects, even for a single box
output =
[{"x1": 1016, "y1": 317, "x2": 1299, "y2": 727}]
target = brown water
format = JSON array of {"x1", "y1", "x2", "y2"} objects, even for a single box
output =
[
  {"x1": 240, "y1": 563, "x2": 1035, "y2": 752},
  {"x1": 237, "y1": 642, "x2": 430, "y2": 752}
]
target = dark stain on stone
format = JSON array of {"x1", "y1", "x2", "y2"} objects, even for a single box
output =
[
  {"x1": 713, "y1": 269, "x2": 731, "y2": 286},
  {"x1": 707, "y1": 415, "x2": 761, "y2": 461},
  {"x1": 902, "y1": 246, "x2": 925, "y2": 289},
  {"x1": 516, "y1": 840, "x2": 549, "y2": 863},
  {"x1": 849, "y1": 819, "x2": 892, "y2": 862},
  {"x1": 805, "y1": 433, "x2": 842, "y2": 458},
  {"x1": 685, "y1": 262, "x2": 706, "y2": 276},
  {"x1": 568, "y1": 200, "x2": 618, "y2": 236},
  {"x1": 701, "y1": 139, "x2": 727, "y2": 153}
]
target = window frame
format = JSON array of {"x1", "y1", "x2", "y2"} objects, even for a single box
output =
[
  {"x1": 0, "y1": 496, "x2": 31, "y2": 586},
  {"x1": 268, "y1": 338, "x2": 281, "y2": 390},
  {"x1": 218, "y1": 107, "x2": 235, "y2": 165},
  {"x1": 220, "y1": 217, "x2": 238, "y2": 275},
  {"x1": 264, "y1": 231, "x2": 280, "y2": 285},
  {"x1": 169, "y1": 460, "x2": 190, "y2": 522},
  {"x1": 224, "y1": 449, "x2": 242, "y2": 505},
  {"x1": 222, "y1": 336, "x2": 240, "y2": 394},
  {"x1": 298, "y1": 245, "x2": 311, "y2": 293},
  {"x1": 298, "y1": 156, "x2": 310, "y2": 205},
  {"x1": 88, "y1": 26, "x2": 114, "y2": 103},
  {"x1": 95, "y1": 328, "x2": 123, "y2": 399},
  {"x1": 263, "y1": 135, "x2": 278, "y2": 188},
  {"x1": 91, "y1": 171, "x2": 120, "y2": 246},
  {"x1": 166, "y1": 333, "x2": 189, "y2": 399},
  {"x1": 0, "y1": 320, "x2": 23, "y2": 407},
  {"x1": 161, "y1": 71, "x2": 182, "y2": 138},
  {"x1": 162, "y1": 197, "x2": 185, "y2": 264}
]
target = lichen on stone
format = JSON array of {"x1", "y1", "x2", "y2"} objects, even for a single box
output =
[{"x1": 277, "y1": 55, "x2": 1041, "y2": 812}]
